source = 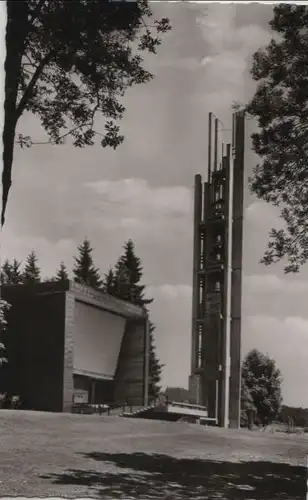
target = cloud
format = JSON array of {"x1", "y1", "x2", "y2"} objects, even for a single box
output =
[
  {"x1": 158, "y1": 57, "x2": 202, "y2": 71},
  {"x1": 150, "y1": 275, "x2": 308, "y2": 304},
  {"x1": 1, "y1": 227, "x2": 75, "y2": 278},
  {"x1": 84, "y1": 178, "x2": 193, "y2": 240},
  {"x1": 243, "y1": 201, "x2": 284, "y2": 273},
  {"x1": 245, "y1": 274, "x2": 308, "y2": 295},
  {"x1": 148, "y1": 283, "x2": 192, "y2": 390},
  {"x1": 85, "y1": 178, "x2": 192, "y2": 217},
  {"x1": 195, "y1": 4, "x2": 271, "y2": 127},
  {"x1": 243, "y1": 273, "x2": 308, "y2": 321},
  {"x1": 245, "y1": 201, "x2": 280, "y2": 227},
  {"x1": 148, "y1": 284, "x2": 192, "y2": 300}
]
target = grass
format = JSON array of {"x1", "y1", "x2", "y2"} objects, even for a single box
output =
[{"x1": 0, "y1": 409, "x2": 307, "y2": 499}]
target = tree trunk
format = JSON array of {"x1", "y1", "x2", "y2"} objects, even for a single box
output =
[{"x1": 2, "y1": 1, "x2": 28, "y2": 225}]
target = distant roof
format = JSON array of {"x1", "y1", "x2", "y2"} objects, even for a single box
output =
[{"x1": 3, "y1": 280, "x2": 146, "y2": 320}]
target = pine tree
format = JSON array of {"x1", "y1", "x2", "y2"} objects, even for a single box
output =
[
  {"x1": 109, "y1": 239, "x2": 163, "y2": 399},
  {"x1": 1, "y1": 259, "x2": 22, "y2": 284},
  {"x1": 10, "y1": 259, "x2": 23, "y2": 284},
  {"x1": 73, "y1": 238, "x2": 102, "y2": 289},
  {"x1": 103, "y1": 268, "x2": 116, "y2": 295},
  {"x1": 23, "y1": 251, "x2": 41, "y2": 284},
  {"x1": 56, "y1": 262, "x2": 69, "y2": 281},
  {"x1": 1, "y1": 260, "x2": 12, "y2": 285},
  {"x1": 114, "y1": 240, "x2": 152, "y2": 305},
  {"x1": 113, "y1": 261, "x2": 132, "y2": 302},
  {"x1": 148, "y1": 322, "x2": 163, "y2": 398}
]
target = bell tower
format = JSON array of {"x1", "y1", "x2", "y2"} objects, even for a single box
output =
[{"x1": 189, "y1": 111, "x2": 245, "y2": 429}]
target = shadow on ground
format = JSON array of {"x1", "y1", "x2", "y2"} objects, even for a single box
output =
[{"x1": 41, "y1": 451, "x2": 305, "y2": 499}]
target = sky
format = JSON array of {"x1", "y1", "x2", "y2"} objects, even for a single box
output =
[{"x1": 2, "y1": 3, "x2": 308, "y2": 408}]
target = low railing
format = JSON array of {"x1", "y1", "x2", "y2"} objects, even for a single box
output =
[
  {"x1": 168, "y1": 400, "x2": 207, "y2": 411},
  {"x1": 71, "y1": 398, "x2": 212, "y2": 417},
  {"x1": 71, "y1": 402, "x2": 134, "y2": 415}
]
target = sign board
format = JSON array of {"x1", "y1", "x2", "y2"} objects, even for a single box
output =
[{"x1": 73, "y1": 389, "x2": 89, "y2": 404}]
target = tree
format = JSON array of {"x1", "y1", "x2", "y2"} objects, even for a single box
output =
[
  {"x1": 108, "y1": 239, "x2": 163, "y2": 399},
  {"x1": 2, "y1": 1, "x2": 171, "y2": 226},
  {"x1": 148, "y1": 321, "x2": 163, "y2": 399},
  {"x1": 1, "y1": 260, "x2": 12, "y2": 285},
  {"x1": 1, "y1": 259, "x2": 23, "y2": 285},
  {"x1": 10, "y1": 259, "x2": 23, "y2": 284},
  {"x1": 164, "y1": 387, "x2": 190, "y2": 403},
  {"x1": 73, "y1": 237, "x2": 102, "y2": 289},
  {"x1": 241, "y1": 377, "x2": 257, "y2": 430},
  {"x1": 246, "y1": 5, "x2": 308, "y2": 273},
  {"x1": 56, "y1": 261, "x2": 69, "y2": 281},
  {"x1": 103, "y1": 268, "x2": 116, "y2": 295},
  {"x1": 112, "y1": 261, "x2": 132, "y2": 302},
  {"x1": 113, "y1": 239, "x2": 152, "y2": 305},
  {"x1": 23, "y1": 251, "x2": 41, "y2": 284},
  {"x1": 242, "y1": 349, "x2": 282, "y2": 426},
  {"x1": 277, "y1": 405, "x2": 308, "y2": 429},
  {"x1": 0, "y1": 300, "x2": 10, "y2": 367}
]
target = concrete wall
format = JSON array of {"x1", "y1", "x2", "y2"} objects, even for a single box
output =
[
  {"x1": 2, "y1": 290, "x2": 66, "y2": 412},
  {"x1": 229, "y1": 112, "x2": 245, "y2": 429},
  {"x1": 62, "y1": 291, "x2": 75, "y2": 412},
  {"x1": 114, "y1": 318, "x2": 148, "y2": 406},
  {"x1": 73, "y1": 300, "x2": 126, "y2": 378}
]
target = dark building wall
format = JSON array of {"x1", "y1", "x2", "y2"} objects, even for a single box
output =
[
  {"x1": 94, "y1": 379, "x2": 114, "y2": 404},
  {"x1": 73, "y1": 374, "x2": 114, "y2": 405},
  {"x1": 2, "y1": 290, "x2": 66, "y2": 412},
  {"x1": 2, "y1": 282, "x2": 149, "y2": 413},
  {"x1": 114, "y1": 318, "x2": 148, "y2": 406}
]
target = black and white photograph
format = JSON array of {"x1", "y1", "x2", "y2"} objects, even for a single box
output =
[{"x1": 0, "y1": 1, "x2": 308, "y2": 499}]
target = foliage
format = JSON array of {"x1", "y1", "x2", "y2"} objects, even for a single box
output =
[
  {"x1": 111, "y1": 261, "x2": 132, "y2": 302},
  {"x1": 22, "y1": 251, "x2": 41, "y2": 284},
  {"x1": 103, "y1": 268, "x2": 117, "y2": 296},
  {"x1": 0, "y1": 300, "x2": 11, "y2": 367},
  {"x1": 56, "y1": 261, "x2": 69, "y2": 281},
  {"x1": 241, "y1": 349, "x2": 282, "y2": 426},
  {"x1": 73, "y1": 237, "x2": 102, "y2": 289},
  {"x1": 104, "y1": 239, "x2": 163, "y2": 399},
  {"x1": 277, "y1": 405, "x2": 308, "y2": 428},
  {"x1": 2, "y1": 0, "x2": 171, "y2": 225},
  {"x1": 246, "y1": 4, "x2": 308, "y2": 273},
  {"x1": 110, "y1": 240, "x2": 152, "y2": 306},
  {"x1": 10, "y1": 394, "x2": 21, "y2": 409},
  {"x1": 1, "y1": 260, "x2": 13, "y2": 285},
  {"x1": 1, "y1": 258, "x2": 23, "y2": 284},
  {"x1": 240, "y1": 379, "x2": 257, "y2": 429},
  {"x1": 241, "y1": 380, "x2": 257, "y2": 413},
  {"x1": 164, "y1": 387, "x2": 190, "y2": 403},
  {"x1": 148, "y1": 321, "x2": 163, "y2": 399}
]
